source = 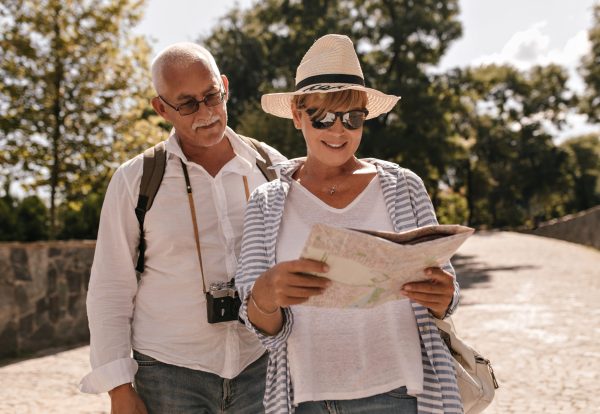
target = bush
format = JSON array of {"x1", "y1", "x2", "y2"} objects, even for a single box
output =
[
  {"x1": 0, "y1": 197, "x2": 17, "y2": 241},
  {"x1": 436, "y1": 191, "x2": 468, "y2": 225},
  {"x1": 15, "y1": 196, "x2": 49, "y2": 241},
  {"x1": 57, "y1": 192, "x2": 104, "y2": 240}
]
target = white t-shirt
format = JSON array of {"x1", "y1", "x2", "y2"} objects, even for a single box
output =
[{"x1": 276, "y1": 177, "x2": 424, "y2": 404}]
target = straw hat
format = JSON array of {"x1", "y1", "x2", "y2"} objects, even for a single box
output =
[{"x1": 261, "y1": 34, "x2": 400, "y2": 120}]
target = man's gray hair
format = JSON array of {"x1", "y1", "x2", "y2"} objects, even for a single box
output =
[{"x1": 151, "y1": 42, "x2": 221, "y2": 94}]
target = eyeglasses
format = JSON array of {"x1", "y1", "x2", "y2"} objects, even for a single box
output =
[
  {"x1": 159, "y1": 89, "x2": 226, "y2": 116},
  {"x1": 305, "y1": 108, "x2": 369, "y2": 130}
]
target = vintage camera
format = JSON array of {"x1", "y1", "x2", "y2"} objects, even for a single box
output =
[{"x1": 206, "y1": 279, "x2": 241, "y2": 324}]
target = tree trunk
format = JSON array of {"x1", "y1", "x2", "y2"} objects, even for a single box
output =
[
  {"x1": 466, "y1": 158, "x2": 474, "y2": 226},
  {"x1": 49, "y1": 5, "x2": 63, "y2": 239}
]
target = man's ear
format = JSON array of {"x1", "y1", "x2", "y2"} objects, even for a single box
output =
[
  {"x1": 151, "y1": 96, "x2": 169, "y2": 120},
  {"x1": 221, "y1": 74, "x2": 229, "y2": 101}
]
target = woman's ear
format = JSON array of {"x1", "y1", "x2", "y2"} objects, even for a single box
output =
[{"x1": 291, "y1": 104, "x2": 302, "y2": 130}]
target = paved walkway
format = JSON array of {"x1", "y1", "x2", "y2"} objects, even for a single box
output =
[{"x1": 0, "y1": 231, "x2": 599, "y2": 413}]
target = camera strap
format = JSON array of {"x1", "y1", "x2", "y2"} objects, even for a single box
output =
[{"x1": 180, "y1": 160, "x2": 250, "y2": 294}]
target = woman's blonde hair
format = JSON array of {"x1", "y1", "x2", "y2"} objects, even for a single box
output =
[{"x1": 292, "y1": 89, "x2": 368, "y2": 119}]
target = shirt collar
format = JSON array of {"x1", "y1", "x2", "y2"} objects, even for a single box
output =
[
  {"x1": 163, "y1": 127, "x2": 265, "y2": 174},
  {"x1": 164, "y1": 128, "x2": 184, "y2": 160},
  {"x1": 224, "y1": 126, "x2": 265, "y2": 170}
]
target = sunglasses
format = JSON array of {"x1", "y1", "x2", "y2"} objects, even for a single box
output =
[
  {"x1": 305, "y1": 108, "x2": 369, "y2": 130},
  {"x1": 159, "y1": 89, "x2": 225, "y2": 116}
]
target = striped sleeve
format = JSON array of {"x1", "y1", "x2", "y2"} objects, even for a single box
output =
[
  {"x1": 404, "y1": 169, "x2": 460, "y2": 317},
  {"x1": 235, "y1": 160, "x2": 463, "y2": 413},
  {"x1": 235, "y1": 184, "x2": 294, "y2": 351}
]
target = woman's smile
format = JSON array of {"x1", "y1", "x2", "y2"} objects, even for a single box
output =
[{"x1": 321, "y1": 140, "x2": 347, "y2": 149}]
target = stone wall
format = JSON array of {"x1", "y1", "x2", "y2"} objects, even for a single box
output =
[
  {"x1": 0, "y1": 206, "x2": 596, "y2": 360},
  {"x1": 528, "y1": 205, "x2": 600, "y2": 249},
  {"x1": 0, "y1": 240, "x2": 95, "y2": 359}
]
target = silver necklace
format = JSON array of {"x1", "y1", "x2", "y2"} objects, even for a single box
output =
[{"x1": 298, "y1": 162, "x2": 361, "y2": 196}]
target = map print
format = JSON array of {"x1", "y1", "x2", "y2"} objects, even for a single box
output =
[{"x1": 300, "y1": 224, "x2": 474, "y2": 308}]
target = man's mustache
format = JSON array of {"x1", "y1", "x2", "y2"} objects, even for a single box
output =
[{"x1": 192, "y1": 116, "x2": 220, "y2": 129}]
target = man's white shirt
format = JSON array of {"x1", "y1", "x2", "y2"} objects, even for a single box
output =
[{"x1": 80, "y1": 128, "x2": 285, "y2": 393}]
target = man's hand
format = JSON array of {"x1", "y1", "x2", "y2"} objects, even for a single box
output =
[
  {"x1": 401, "y1": 267, "x2": 455, "y2": 319},
  {"x1": 108, "y1": 383, "x2": 148, "y2": 414}
]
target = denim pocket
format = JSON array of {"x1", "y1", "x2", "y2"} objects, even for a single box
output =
[{"x1": 133, "y1": 350, "x2": 161, "y2": 367}]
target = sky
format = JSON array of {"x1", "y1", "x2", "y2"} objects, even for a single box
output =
[{"x1": 134, "y1": 0, "x2": 600, "y2": 139}]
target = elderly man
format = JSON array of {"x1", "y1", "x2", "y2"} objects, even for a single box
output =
[{"x1": 80, "y1": 42, "x2": 285, "y2": 414}]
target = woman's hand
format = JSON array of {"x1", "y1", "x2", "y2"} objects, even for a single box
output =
[
  {"x1": 401, "y1": 267, "x2": 455, "y2": 319},
  {"x1": 248, "y1": 259, "x2": 330, "y2": 335},
  {"x1": 253, "y1": 259, "x2": 330, "y2": 310}
]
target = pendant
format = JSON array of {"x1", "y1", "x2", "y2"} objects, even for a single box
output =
[{"x1": 328, "y1": 185, "x2": 337, "y2": 195}]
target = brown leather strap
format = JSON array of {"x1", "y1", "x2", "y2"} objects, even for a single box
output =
[
  {"x1": 243, "y1": 176, "x2": 250, "y2": 200},
  {"x1": 181, "y1": 160, "x2": 207, "y2": 293},
  {"x1": 180, "y1": 160, "x2": 250, "y2": 293}
]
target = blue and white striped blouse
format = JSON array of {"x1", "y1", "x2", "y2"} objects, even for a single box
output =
[{"x1": 235, "y1": 158, "x2": 463, "y2": 414}]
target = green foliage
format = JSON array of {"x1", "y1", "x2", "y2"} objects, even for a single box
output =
[
  {"x1": 0, "y1": 0, "x2": 163, "y2": 238},
  {"x1": 435, "y1": 190, "x2": 468, "y2": 225},
  {"x1": 560, "y1": 134, "x2": 600, "y2": 211},
  {"x1": 57, "y1": 191, "x2": 104, "y2": 240},
  {"x1": 440, "y1": 64, "x2": 575, "y2": 227},
  {"x1": 14, "y1": 196, "x2": 49, "y2": 241},
  {"x1": 202, "y1": 0, "x2": 597, "y2": 230},
  {"x1": 0, "y1": 196, "x2": 18, "y2": 241},
  {"x1": 580, "y1": 3, "x2": 600, "y2": 122},
  {"x1": 1, "y1": 0, "x2": 597, "y2": 239},
  {"x1": 236, "y1": 101, "x2": 307, "y2": 158},
  {"x1": 204, "y1": 0, "x2": 463, "y2": 194}
]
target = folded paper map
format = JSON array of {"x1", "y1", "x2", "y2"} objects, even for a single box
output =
[{"x1": 299, "y1": 224, "x2": 474, "y2": 308}]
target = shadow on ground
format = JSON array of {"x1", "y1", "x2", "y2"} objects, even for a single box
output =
[
  {"x1": 453, "y1": 254, "x2": 538, "y2": 291},
  {"x1": 0, "y1": 341, "x2": 88, "y2": 368}
]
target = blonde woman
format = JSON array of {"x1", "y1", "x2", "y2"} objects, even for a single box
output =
[{"x1": 235, "y1": 34, "x2": 462, "y2": 414}]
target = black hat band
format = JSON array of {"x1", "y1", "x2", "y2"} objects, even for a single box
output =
[{"x1": 295, "y1": 74, "x2": 365, "y2": 91}]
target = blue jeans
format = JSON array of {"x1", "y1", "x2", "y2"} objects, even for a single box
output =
[
  {"x1": 295, "y1": 386, "x2": 417, "y2": 414},
  {"x1": 133, "y1": 350, "x2": 267, "y2": 414}
]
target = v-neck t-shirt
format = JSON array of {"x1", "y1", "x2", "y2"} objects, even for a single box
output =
[{"x1": 276, "y1": 176, "x2": 424, "y2": 404}]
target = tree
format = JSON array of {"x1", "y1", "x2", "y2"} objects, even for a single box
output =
[
  {"x1": 57, "y1": 191, "x2": 104, "y2": 240},
  {"x1": 204, "y1": 1, "x2": 582, "y2": 228},
  {"x1": 0, "y1": 197, "x2": 17, "y2": 241},
  {"x1": 14, "y1": 196, "x2": 49, "y2": 241},
  {"x1": 441, "y1": 64, "x2": 575, "y2": 227},
  {"x1": 203, "y1": 0, "x2": 464, "y2": 195},
  {"x1": 580, "y1": 3, "x2": 600, "y2": 122},
  {"x1": 0, "y1": 0, "x2": 163, "y2": 238},
  {"x1": 560, "y1": 134, "x2": 600, "y2": 211}
]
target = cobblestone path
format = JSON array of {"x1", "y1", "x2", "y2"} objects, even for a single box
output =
[{"x1": 0, "y1": 231, "x2": 598, "y2": 413}]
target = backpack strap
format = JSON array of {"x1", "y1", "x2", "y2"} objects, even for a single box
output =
[
  {"x1": 237, "y1": 134, "x2": 278, "y2": 182},
  {"x1": 134, "y1": 141, "x2": 167, "y2": 278},
  {"x1": 133, "y1": 135, "x2": 275, "y2": 279}
]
